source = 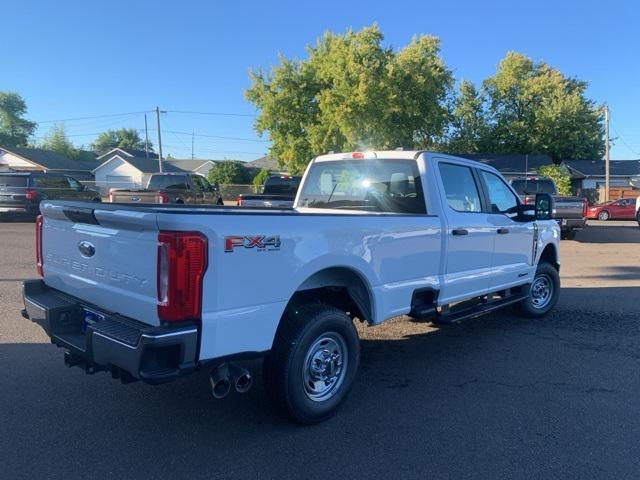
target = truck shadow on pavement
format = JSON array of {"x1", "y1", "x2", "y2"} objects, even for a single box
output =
[
  {"x1": 2, "y1": 286, "x2": 640, "y2": 479},
  {"x1": 574, "y1": 222, "x2": 640, "y2": 243}
]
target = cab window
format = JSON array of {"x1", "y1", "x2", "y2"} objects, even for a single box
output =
[
  {"x1": 480, "y1": 170, "x2": 519, "y2": 217},
  {"x1": 438, "y1": 163, "x2": 482, "y2": 213}
]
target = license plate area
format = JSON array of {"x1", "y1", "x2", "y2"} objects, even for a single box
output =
[{"x1": 81, "y1": 308, "x2": 105, "y2": 333}]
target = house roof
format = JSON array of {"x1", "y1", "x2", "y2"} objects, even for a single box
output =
[
  {"x1": 96, "y1": 147, "x2": 158, "y2": 160},
  {"x1": 455, "y1": 154, "x2": 553, "y2": 174},
  {"x1": 245, "y1": 155, "x2": 282, "y2": 171},
  {"x1": 0, "y1": 146, "x2": 99, "y2": 171},
  {"x1": 166, "y1": 159, "x2": 217, "y2": 171},
  {"x1": 563, "y1": 159, "x2": 640, "y2": 178},
  {"x1": 93, "y1": 154, "x2": 186, "y2": 174}
]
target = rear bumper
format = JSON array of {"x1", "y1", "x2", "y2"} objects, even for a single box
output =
[
  {"x1": 22, "y1": 279, "x2": 198, "y2": 384},
  {"x1": 557, "y1": 218, "x2": 586, "y2": 229}
]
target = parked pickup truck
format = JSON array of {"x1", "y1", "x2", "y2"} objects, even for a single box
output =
[
  {"x1": 509, "y1": 176, "x2": 586, "y2": 240},
  {"x1": 22, "y1": 151, "x2": 560, "y2": 424},
  {"x1": 109, "y1": 172, "x2": 224, "y2": 205},
  {"x1": 236, "y1": 174, "x2": 301, "y2": 207}
]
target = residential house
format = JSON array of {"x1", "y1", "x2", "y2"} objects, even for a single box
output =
[
  {"x1": 562, "y1": 159, "x2": 640, "y2": 191},
  {"x1": 245, "y1": 155, "x2": 288, "y2": 174},
  {"x1": 0, "y1": 146, "x2": 98, "y2": 180},
  {"x1": 456, "y1": 154, "x2": 553, "y2": 179},
  {"x1": 92, "y1": 149, "x2": 185, "y2": 193},
  {"x1": 166, "y1": 159, "x2": 218, "y2": 178}
]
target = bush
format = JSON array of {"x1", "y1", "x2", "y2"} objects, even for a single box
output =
[
  {"x1": 252, "y1": 168, "x2": 270, "y2": 193},
  {"x1": 207, "y1": 161, "x2": 251, "y2": 185},
  {"x1": 538, "y1": 164, "x2": 572, "y2": 196}
]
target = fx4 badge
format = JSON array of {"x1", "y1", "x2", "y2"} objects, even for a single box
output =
[{"x1": 224, "y1": 235, "x2": 281, "y2": 252}]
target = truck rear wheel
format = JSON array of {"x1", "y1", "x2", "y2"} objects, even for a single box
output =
[
  {"x1": 263, "y1": 303, "x2": 360, "y2": 424},
  {"x1": 515, "y1": 262, "x2": 560, "y2": 318}
]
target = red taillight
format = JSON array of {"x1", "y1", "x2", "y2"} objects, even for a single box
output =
[
  {"x1": 35, "y1": 215, "x2": 43, "y2": 276},
  {"x1": 158, "y1": 191, "x2": 169, "y2": 204},
  {"x1": 157, "y1": 231, "x2": 207, "y2": 323},
  {"x1": 582, "y1": 198, "x2": 588, "y2": 217},
  {"x1": 351, "y1": 152, "x2": 365, "y2": 159},
  {"x1": 236, "y1": 195, "x2": 242, "y2": 206},
  {"x1": 25, "y1": 189, "x2": 37, "y2": 201},
  {"x1": 108, "y1": 190, "x2": 113, "y2": 202},
  {"x1": 523, "y1": 196, "x2": 529, "y2": 205}
]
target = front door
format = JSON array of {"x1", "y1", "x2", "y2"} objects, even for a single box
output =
[
  {"x1": 437, "y1": 162, "x2": 495, "y2": 304},
  {"x1": 478, "y1": 170, "x2": 536, "y2": 291}
]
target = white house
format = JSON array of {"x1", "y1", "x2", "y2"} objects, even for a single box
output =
[{"x1": 92, "y1": 149, "x2": 185, "y2": 193}]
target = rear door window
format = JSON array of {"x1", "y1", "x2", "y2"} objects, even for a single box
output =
[
  {"x1": 438, "y1": 163, "x2": 482, "y2": 213},
  {"x1": 32, "y1": 175, "x2": 68, "y2": 189}
]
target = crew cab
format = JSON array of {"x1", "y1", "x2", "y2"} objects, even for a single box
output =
[
  {"x1": 22, "y1": 151, "x2": 560, "y2": 423},
  {"x1": 509, "y1": 176, "x2": 587, "y2": 240},
  {"x1": 236, "y1": 174, "x2": 301, "y2": 207},
  {"x1": 109, "y1": 172, "x2": 224, "y2": 205}
]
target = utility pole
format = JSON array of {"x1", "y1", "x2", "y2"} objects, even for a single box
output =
[
  {"x1": 604, "y1": 104, "x2": 610, "y2": 202},
  {"x1": 144, "y1": 114, "x2": 149, "y2": 160},
  {"x1": 155, "y1": 106, "x2": 163, "y2": 172},
  {"x1": 191, "y1": 130, "x2": 195, "y2": 160}
]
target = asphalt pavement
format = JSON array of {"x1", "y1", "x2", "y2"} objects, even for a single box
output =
[{"x1": 1, "y1": 220, "x2": 639, "y2": 479}]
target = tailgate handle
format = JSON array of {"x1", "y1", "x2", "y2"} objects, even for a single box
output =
[
  {"x1": 497, "y1": 228, "x2": 510, "y2": 234},
  {"x1": 451, "y1": 229, "x2": 469, "y2": 236}
]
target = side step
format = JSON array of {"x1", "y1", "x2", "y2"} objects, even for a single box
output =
[{"x1": 433, "y1": 293, "x2": 528, "y2": 325}]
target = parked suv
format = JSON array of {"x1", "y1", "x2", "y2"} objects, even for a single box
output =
[
  {"x1": 109, "y1": 173, "x2": 224, "y2": 205},
  {"x1": 0, "y1": 172, "x2": 101, "y2": 220}
]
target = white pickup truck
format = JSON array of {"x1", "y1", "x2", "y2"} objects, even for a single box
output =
[{"x1": 22, "y1": 150, "x2": 560, "y2": 423}]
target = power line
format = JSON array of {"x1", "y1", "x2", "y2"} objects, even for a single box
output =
[
  {"x1": 610, "y1": 123, "x2": 640, "y2": 156},
  {"x1": 162, "y1": 129, "x2": 268, "y2": 143},
  {"x1": 166, "y1": 110, "x2": 256, "y2": 118},
  {"x1": 35, "y1": 110, "x2": 152, "y2": 124}
]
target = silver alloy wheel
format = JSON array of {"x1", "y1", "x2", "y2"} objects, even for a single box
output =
[
  {"x1": 598, "y1": 211, "x2": 609, "y2": 221},
  {"x1": 530, "y1": 274, "x2": 553, "y2": 309},
  {"x1": 302, "y1": 332, "x2": 348, "y2": 402}
]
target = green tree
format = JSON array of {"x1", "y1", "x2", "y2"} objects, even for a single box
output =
[
  {"x1": 91, "y1": 128, "x2": 151, "y2": 153},
  {"x1": 538, "y1": 164, "x2": 572, "y2": 195},
  {"x1": 446, "y1": 80, "x2": 490, "y2": 154},
  {"x1": 0, "y1": 91, "x2": 36, "y2": 147},
  {"x1": 246, "y1": 24, "x2": 453, "y2": 174},
  {"x1": 252, "y1": 168, "x2": 270, "y2": 192},
  {"x1": 40, "y1": 124, "x2": 75, "y2": 159},
  {"x1": 207, "y1": 161, "x2": 251, "y2": 185},
  {"x1": 478, "y1": 52, "x2": 604, "y2": 162}
]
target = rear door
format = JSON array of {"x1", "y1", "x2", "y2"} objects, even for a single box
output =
[
  {"x1": 436, "y1": 161, "x2": 494, "y2": 303},
  {"x1": 478, "y1": 169, "x2": 535, "y2": 291}
]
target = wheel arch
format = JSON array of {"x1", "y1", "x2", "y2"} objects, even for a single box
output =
[
  {"x1": 286, "y1": 266, "x2": 375, "y2": 325},
  {"x1": 539, "y1": 243, "x2": 559, "y2": 271}
]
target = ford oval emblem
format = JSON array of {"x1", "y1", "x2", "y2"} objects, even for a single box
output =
[{"x1": 78, "y1": 241, "x2": 96, "y2": 258}]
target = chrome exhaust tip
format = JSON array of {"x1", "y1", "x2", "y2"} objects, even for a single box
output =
[
  {"x1": 209, "y1": 364, "x2": 231, "y2": 399},
  {"x1": 228, "y1": 363, "x2": 252, "y2": 394}
]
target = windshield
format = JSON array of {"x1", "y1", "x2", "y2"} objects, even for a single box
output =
[
  {"x1": 510, "y1": 179, "x2": 557, "y2": 195},
  {"x1": 297, "y1": 159, "x2": 426, "y2": 214},
  {"x1": 148, "y1": 174, "x2": 189, "y2": 190}
]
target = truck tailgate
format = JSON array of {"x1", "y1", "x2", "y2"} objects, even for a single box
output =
[{"x1": 40, "y1": 202, "x2": 161, "y2": 326}]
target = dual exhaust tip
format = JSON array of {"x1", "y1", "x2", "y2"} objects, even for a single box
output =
[{"x1": 209, "y1": 363, "x2": 252, "y2": 399}]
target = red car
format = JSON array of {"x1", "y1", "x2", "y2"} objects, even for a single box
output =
[{"x1": 587, "y1": 198, "x2": 637, "y2": 221}]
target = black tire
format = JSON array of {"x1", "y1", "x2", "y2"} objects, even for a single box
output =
[
  {"x1": 563, "y1": 229, "x2": 576, "y2": 240},
  {"x1": 598, "y1": 210, "x2": 610, "y2": 221},
  {"x1": 263, "y1": 303, "x2": 360, "y2": 424},
  {"x1": 216, "y1": 197, "x2": 224, "y2": 206},
  {"x1": 515, "y1": 262, "x2": 560, "y2": 318}
]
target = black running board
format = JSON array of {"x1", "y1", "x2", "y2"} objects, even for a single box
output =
[{"x1": 433, "y1": 293, "x2": 528, "y2": 325}]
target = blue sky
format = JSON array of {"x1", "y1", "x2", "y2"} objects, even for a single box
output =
[{"x1": 3, "y1": 0, "x2": 639, "y2": 160}]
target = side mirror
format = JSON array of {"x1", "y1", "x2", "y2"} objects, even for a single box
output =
[{"x1": 535, "y1": 193, "x2": 555, "y2": 220}]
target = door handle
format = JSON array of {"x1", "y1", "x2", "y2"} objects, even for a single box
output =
[
  {"x1": 497, "y1": 228, "x2": 510, "y2": 234},
  {"x1": 452, "y1": 229, "x2": 469, "y2": 236}
]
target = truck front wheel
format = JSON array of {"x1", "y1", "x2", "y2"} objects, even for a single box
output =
[
  {"x1": 515, "y1": 262, "x2": 560, "y2": 318},
  {"x1": 263, "y1": 304, "x2": 360, "y2": 424}
]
